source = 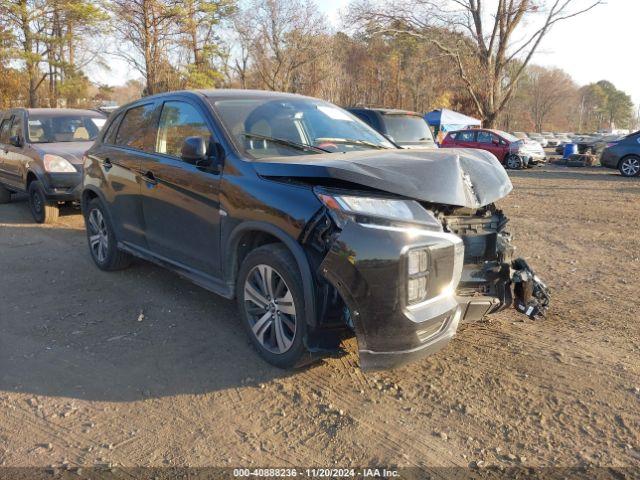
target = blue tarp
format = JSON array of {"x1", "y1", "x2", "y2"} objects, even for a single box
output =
[{"x1": 424, "y1": 108, "x2": 481, "y2": 132}]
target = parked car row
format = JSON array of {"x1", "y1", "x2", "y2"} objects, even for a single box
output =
[{"x1": 0, "y1": 90, "x2": 551, "y2": 371}]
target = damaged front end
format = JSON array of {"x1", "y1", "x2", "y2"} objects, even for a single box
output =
[
  {"x1": 259, "y1": 148, "x2": 550, "y2": 369},
  {"x1": 302, "y1": 192, "x2": 549, "y2": 371},
  {"x1": 307, "y1": 196, "x2": 465, "y2": 370}
]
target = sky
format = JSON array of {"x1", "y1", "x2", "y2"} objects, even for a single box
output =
[{"x1": 89, "y1": 0, "x2": 640, "y2": 108}]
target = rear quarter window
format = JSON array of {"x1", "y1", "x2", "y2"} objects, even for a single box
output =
[{"x1": 103, "y1": 112, "x2": 124, "y2": 145}]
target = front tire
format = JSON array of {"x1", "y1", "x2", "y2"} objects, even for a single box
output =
[
  {"x1": 0, "y1": 184, "x2": 11, "y2": 204},
  {"x1": 619, "y1": 156, "x2": 640, "y2": 177},
  {"x1": 84, "y1": 198, "x2": 131, "y2": 271},
  {"x1": 28, "y1": 181, "x2": 59, "y2": 224},
  {"x1": 505, "y1": 154, "x2": 522, "y2": 170},
  {"x1": 236, "y1": 244, "x2": 311, "y2": 369}
]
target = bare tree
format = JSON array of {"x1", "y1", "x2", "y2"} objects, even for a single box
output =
[
  {"x1": 527, "y1": 66, "x2": 575, "y2": 132},
  {"x1": 107, "y1": 0, "x2": 181, "y2": 95},
  {"x1": 238, "y1": 0, "x2": 328, "y2": 92},
  {"x1": 349, "y1": 0, "x2": 603, "y2": 127}
]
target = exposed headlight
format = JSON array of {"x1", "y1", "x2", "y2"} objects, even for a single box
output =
[
  {"x1": 43, "y1": 154, "x2": 76, "y2": 173},
  {"x1": 316, "y1": 190, "x2": 441, "y2": 227}
]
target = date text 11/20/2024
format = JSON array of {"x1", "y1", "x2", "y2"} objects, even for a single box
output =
[{"x1": 233, "y1": 468, "x2": 400, "y2": 477}]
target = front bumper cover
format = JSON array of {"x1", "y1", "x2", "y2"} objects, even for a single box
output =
[
  {"x1": 42, "y1": 171, "x2": 82, "y2": 201},
  {"x1": 318, "y1": 219, "x2": 464, "y2": 370}
]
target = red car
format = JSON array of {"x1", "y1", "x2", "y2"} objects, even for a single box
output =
[{"x1": 440, "y1": 128, "x2": 531, "y2": 169}]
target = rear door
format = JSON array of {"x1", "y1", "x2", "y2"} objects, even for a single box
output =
[
  {"x1": 0, "y1": 115, "x2": 12, "y2": 184},
  {"x1": 455, "y1": 130, "x2": 477, "y2": 148},
  {"x1": 138, "y1": 98, "x2": 222, "y2": 277},
  {"x1": 93, "y1": 102, "x2": 160, "y2": 247}
]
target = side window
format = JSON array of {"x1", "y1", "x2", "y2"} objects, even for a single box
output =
[
  {"x1": 457, "y1": 130, "x2": 475, "y2": 142},
  {"x1": 156, "y1": 101, "x2": 211, "y2": 158},
  {"x1": 115, "y1": 103, "x2": 157, "y2": 152},
  {"x1": 10, "y1": 115, "x2": 23, "y2": 139},
  {"x1": 0, "y1": 118, "x2": 11, "y2": 143},
  {"x1": 448, "y1": 132, "x2": 457, "y2": 140},
  {"x1": 352, "y1": 111, "x2": 373, "y2": 127},
  {"x1": 477, "y1": 131, "x2": 493, "y2": 143}
]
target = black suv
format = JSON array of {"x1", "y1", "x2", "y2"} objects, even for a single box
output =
[
  {"x1": 346, "y1": 107, "x2": 436, "y2": 149},
  {"x1": 82, "y1": 90, "x2": 548, "y2": 369},
  {"x1": 0, "y1": 108, "x2": 106, "y2": 222}
]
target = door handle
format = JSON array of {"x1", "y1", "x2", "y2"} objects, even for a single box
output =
[
  {"x1": 103, "y1": 157, "x2": 113, "y2": 170},
  {"x1": 142, "y1": 170, "x2": 157, "y2": 186}
]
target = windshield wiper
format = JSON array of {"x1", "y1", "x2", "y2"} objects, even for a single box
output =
[
  {"x1": 241, "y1": 132, "x2": 329, "y2": 153},
  {"x1": 314, "y1": 137, "x2": 392, "y2": 150}
]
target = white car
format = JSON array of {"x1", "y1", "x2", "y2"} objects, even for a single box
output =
[
  {"x1": 520, "y1": 138, "x2": 546, "y2": 164},
  {"x1": 527, "y1": 133, "x2": 548, "y2": 148},
  {"x1": 542, "y1": 133, "x2": 561, "y2": 147}
]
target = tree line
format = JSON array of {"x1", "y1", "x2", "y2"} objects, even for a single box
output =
[{"x1": 0, "y1": 0, "x2": 636, "y2": 132}]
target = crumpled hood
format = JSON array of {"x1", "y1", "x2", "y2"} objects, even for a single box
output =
[
  {"x1": 33, "y1": 142, "x2": 94, "y2": 165},
  {"x1": 253, "y1": 148, "x2": 513, "y2": 208}
]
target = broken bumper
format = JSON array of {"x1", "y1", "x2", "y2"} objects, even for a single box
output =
[{"x1": 318, "y1": 220, "x2": 464, "y2": 370}]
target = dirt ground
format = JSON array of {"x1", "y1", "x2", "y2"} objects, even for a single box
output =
[{"x1": 0, "y1": 164, "x2": 639, "y2": 476}]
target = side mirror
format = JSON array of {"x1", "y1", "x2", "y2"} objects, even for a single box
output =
[
  {"x1": 9, "y1": 135, "x2": 22, "y2": 148},
  {"x1": 181, "y1": 136, "x2": 210, "y2": 166}
]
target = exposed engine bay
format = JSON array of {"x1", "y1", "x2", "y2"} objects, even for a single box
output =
[{"x1": 435, "y1": 203, "x2": 550, "y2": 321}]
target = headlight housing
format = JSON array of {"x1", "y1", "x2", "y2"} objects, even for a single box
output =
[
  {"x1": 315, "y1": 190, "x2": 441, "y2": 227},
  {"x1": 43, "y1": 154, "x2": 76, "y2": 173}
]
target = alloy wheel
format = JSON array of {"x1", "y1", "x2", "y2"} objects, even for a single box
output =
[
  {"x1": 243, "y1": 264, "x2": 297, "y2": 354},
  {"x1": 88, "y1": 208, "x2": 109, "y2": 263},
  {"x1": 620, "y1": 157, "x2": 640, "y2": 177},
  {"x1": 506, "y1": 155, "x2": 521, "y2": 169}
]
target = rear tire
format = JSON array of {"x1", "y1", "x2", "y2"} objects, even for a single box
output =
[
  {"x1": 0, "y1": 184, "x2": 11, "y2": 204},
  {"x1": 28, "y1": 181, "x2": 59, "y2": 224},
  {"x1": 619, "y1": 155, "x2": 640, "y2": 177},
  {"x1": 84, "y1": 198, "x2": 132, "y2": 271},
  {"x1": 236, "y1": 243, "x2": 311, "y2": 369}
]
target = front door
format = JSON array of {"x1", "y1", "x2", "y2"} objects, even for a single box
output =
[
  {"x1": 139, "y1": 99, "x2": 222, "y2": 277},
  {"x1": 476, "y1": 130, "x2": 505, "y2": 159},
  {"x1": 3, "y1": 112, "x2": 30, "y2": 188}
]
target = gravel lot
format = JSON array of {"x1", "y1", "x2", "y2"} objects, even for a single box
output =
[{"x1": 0, "y1": 165, "x2": 639, "y2": 475}]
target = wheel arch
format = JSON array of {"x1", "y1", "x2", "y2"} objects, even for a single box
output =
[
  {"x1": 618, "y1": 153, "x2": 640, "y2": 167},
  {"x1": 25, "y1": 169, "x2": 41, "y2": 190},
  {"x1": 226, "y1": 221, "x2": 317, "y2": 328}
]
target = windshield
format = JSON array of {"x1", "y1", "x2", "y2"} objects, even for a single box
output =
[
  {"x1": 211, "y1": 98, "x2": 394, "y2": 159},
  {"x1": 495, "y1": 130, "x2": 519, "y2": 142},
  {"x1": 27, "y1": 113, "x2": 106, "y2": 143},
  {"x1": 382, "y1": 115, "x2": 434, "y2": 144}
]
